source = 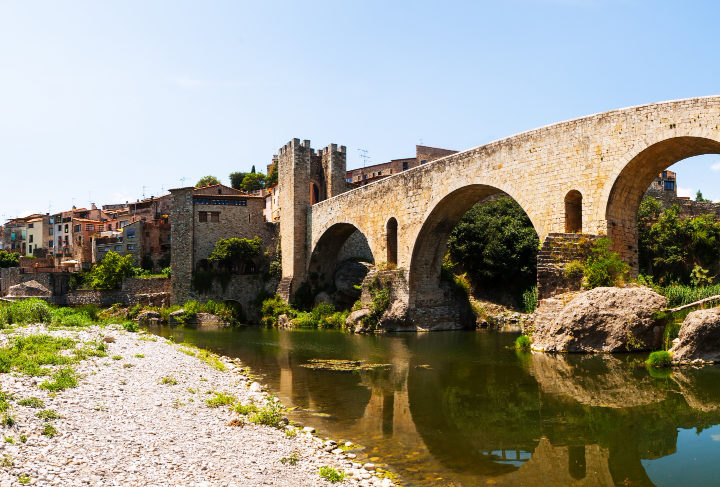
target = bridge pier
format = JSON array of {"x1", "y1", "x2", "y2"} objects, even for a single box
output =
[{"x1": 536, "y1": 233, "x2": 599, "y2": 300}]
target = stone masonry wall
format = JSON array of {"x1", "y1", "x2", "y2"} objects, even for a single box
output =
[{"x1": 536, "y1": 233, "x2": 598, "y2": 300}]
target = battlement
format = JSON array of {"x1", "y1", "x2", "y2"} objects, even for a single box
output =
[
  {"x1": 322, "y1": 144, "x2": 347, "y2": 154},
  {"x1": 278, "y1": 138, "x2": 318, "y2": 156}
]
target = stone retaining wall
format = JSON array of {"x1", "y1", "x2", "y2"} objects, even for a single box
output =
[{"x1": 537, "y1": 233, "x2": 598, "y2": 300}]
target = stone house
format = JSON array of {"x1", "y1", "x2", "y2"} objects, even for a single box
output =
[{"x1": 346, "y1": 145, "x2": 458, "y2": 187}]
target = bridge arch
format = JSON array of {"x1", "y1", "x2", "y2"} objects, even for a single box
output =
[
  {"x1": 408, "y1": 184, "x2": 540, "y2": 311},
  {"x1": 564, "y1": 190, "x2": 582, "y2": 233},
  {"x1": 307, "y1": 222, "x2": 375, "y2": 299},
  {"x1": 603, "y1": 136, "x2": 720, "y2": 271}
]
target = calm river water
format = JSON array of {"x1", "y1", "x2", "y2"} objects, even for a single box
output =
[{"x1": 149, "y1": 326, "x2": 720, "y2": 486}]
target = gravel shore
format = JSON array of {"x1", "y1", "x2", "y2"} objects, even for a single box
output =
[{"x1": 0, "y1": 324, "x2": 397, "y2": 487}]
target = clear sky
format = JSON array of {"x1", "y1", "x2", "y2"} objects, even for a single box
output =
[{"x1": 2, "y1": 0, "x2": 720, "y2": 219}]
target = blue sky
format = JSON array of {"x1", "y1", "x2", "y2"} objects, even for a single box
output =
[{"x1": 1, "y1": 0, "x2": 720, "y2": 219}]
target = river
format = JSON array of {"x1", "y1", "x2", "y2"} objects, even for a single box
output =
[{"x1": 148, "y1": 326, "x2": 720, "y2": 486}]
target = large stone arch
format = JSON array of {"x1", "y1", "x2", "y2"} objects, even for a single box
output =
[
  {"x1": 408, "y1": 184, "x2": 541, "y2": 310},
  {"x1": 307, "y1": 222, "x2": 375, "y2": 296},
  {"x1": 603, "y1": 136, "x2": 720, "y2": 271}
]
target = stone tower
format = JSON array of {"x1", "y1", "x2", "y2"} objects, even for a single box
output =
[{"x1": 277, "y1": 138, "x2": 347, "y2": 301}]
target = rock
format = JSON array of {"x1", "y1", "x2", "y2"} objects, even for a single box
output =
[
  {"x1": 7, "y1": 280, "x2": 51, "y2": 297},
  {"x1": 670, "y1": 308, "x2": 720, "y2": 364},
  {"x1": 249, "y1": 382, "x2": 262, "y2": 392},
  {"x1": 531, "y1": 286, "x2": 667, "y2": 353},
  {"x1": 103, "y1": 336, "x2": 115, "y2": 343},
  {"x1": 136, "y1": 311, "x2": 161, "y2": 325},
  {"x1": 277, "y1": 314, "x2": 289, "y2": 327},
  {"x1": 169, "y1": 309, "x2": 186, "y2": 326},
  {"x1": 346, "y1": 309, "x2": 371, "y2": 333},
  {"x1": 363, "y1": 463, "x2": 375, "y2": 471},
  {"x1": 302, "y1": 426, "x2": 316, "y2": 434}
]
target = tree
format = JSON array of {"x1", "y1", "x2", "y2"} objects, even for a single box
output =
[
  {"x1": 0, "y1": 250, "x2": 19, "y2": 268},
  {"x1": 696, "y1": 190, "x2": 712, "y2": 202},
  {"x1": 88, "y1": 252, "x2": 137, "y2": 289},
  {"x1": 251, "y1": 165, "x2": 256, "y2": 174},
  {"x1": 229, "y1": 172, "x2": 249, "y2": 189},
  {"x1": 447, "y1": 197, "x2": 540, "y2": 292},
  {"x1": 637, "y1": 196, "x2": 662, "y2": 273},
  {"x1": 196, "y1": 175, "x2": 220, "y2": 188},
  {"x1": 241, "y1": 173, "x2": 266, "y2": 191},
  {"x1": 266, "y1": 164, "x2": 278, "y2": 187},
  {"x1": 208, "y1": 237, "x2": 262, "y2": 273}
]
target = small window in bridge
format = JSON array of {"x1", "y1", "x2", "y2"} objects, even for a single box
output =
[
  {"x1": 386, "y1": 217, "x2": 398, "y2": 266},
  {"x1": 565, "y1": 190, "x2": 582, "y2": 233}
]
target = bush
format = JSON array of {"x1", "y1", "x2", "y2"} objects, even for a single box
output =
[
  {"x1": 208, "y1": 237, "x2": 262, "y2": 272},
  {"x1": 0, "y1": 299, "x2": 53, "y2": 326},
  {"x1": 0, "y1": 250, "x2": 19, "y2": 268},
  {"x1": 583, "y1": 238, "x2": 629, "y2": 288},
  {"x1": 515, "y1": 335, "x2": 532, "y2": 351},
  {"x1": 161, "y1": 266, "x2": 171, "y2": 278},
  {"x1": 248, "y1": 397, "x2": 284, "y2": 427},
  {"x1": 261, "y1": 295, "x2": 295, "y2": 326},
  {"x1": 88, "y1": 252, "x2": 137, "y2": 289},
  {"x1": 318, "y1": 467, "x2": 346, "y2": 483},
  {"x1": 522, "y1": 287, "x2": 538, "y2": 314},
  {"x1": 646, "y1": 350, "x2": 672, "y2": 368}
]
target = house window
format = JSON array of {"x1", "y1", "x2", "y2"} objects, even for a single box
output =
[
  {"x1": 114, "y1": 245, "x2": 122, "y2": 251},
  {"x1": 127, "y1": 244, "x2": 136, "y2": 250},
  {"x1": 86, "y1": 224, "x2": 94, "y2": 231},
  {"x1": 28, "y1": 245, "x2": 32, "y2": 253},
  {"x1": 49, "y1": 218, "x2": 55, "y2": 224},
  {"x1": 49, "y1": 240, "x2": 53, "y2": 248},
  {"x1": 28, "y1": 223, "x2": 34, "y2": 229},
  {"x1": 210, "y1": 212, "x2": 220, "y2": 223},
  {"x1": 402, "y1": 161, "x2": 409, "y2": 171},
  {"x1": 58, "y1": 225, "x2": 62, "y2": 232},
  {"x1": 363, "y1": 174, "x2": 367, "y2": 180},
  {"x1": 664, "y1": 180, "x2": 675, "y2": 191},
  {"x1": 49, "y1": 228, "x2": 54, "y2": 236},
  {"x1": 22, "y1": 230, "x2": 26, "y2": 239},
  {"x1": 10, "y1": 232, "x2": 15, "y2": 241},
  {"x1": 199, "y1": 212, "x2": 208, "y2": 222},
  {"x1": 29, "y1": 235, "x2": 33, "y2": 243},
  {"x1": 421, "y1": 159, "x2": 427, "y2": 165}
]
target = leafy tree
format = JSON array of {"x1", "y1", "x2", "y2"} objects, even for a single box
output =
[
  {"x1": 696, "y1": 190, "x2": 712, "y2": 203},
  {"x1": 196, "y1": 175, "x2": 220, "y2": 188},
  {"x1": 241, "y1": 173, "x2": 266, "y2": 191},
  {"x1": 0, "y1": 250, "x2": 19, "y2": 268},
  {"x1": 208, "y1": 236, "x2": 262, "y2": 273},
  {"x1": 447, "y1": 197, "x2": 540, "y2": 292},
  {"x1": 266, "y1": 164, "x2": 278, "y2": 187},
  {"x1": 88, "y1": 252, "x2": 137, "y2": 289},
  {"x1": 637, "y1": 196, "x2": 662, "y2": 273},
  {"x1": 229, "y1": 172, "x2": 249, "y2": 189},
  {"x1": 639, "y1": 204, "x2": 720, "y2": 285},
  {"x1": 251, "y1": 165, "x2": 256, "y2": 174}
]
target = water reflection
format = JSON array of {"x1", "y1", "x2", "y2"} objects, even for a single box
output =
[{"x1": 150, "y1": 327, "x2": 720, "y2": 486}]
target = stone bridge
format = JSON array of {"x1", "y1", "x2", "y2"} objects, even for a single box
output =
[{"x1": 278, "y1": 96, "x2": 720, "y2": 329}]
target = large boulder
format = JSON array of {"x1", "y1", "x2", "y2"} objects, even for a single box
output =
[
  {"x1": 669, "y1": 308, "x2": 720, "y2": 364},
  {"x1": 136, "y1": 310, "x2": 161, "y2": 325},
  {"x1": 7, "y1": 280, "x2": 51, "y2": 297},
  {"x1": 346, "y1": 308, "x2": 371, "y2": 333},
  {"x1": 195, "y1": 313, "x2": 229, "y2": 326},
  {"x1": 169, "y1": 309, "x2": 186, "y2": 326},
  {"x1": 532, "y1": 286, "x2": 667, "y2": 353}
]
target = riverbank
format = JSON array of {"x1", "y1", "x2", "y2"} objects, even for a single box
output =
[{"x1": 0, "y1": 323, "x2": 397, "y2": 487}]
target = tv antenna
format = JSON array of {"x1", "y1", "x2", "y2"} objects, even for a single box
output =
[
  {"x1": 357, "y1": 148, "x2": 370, "y2": 168},
  {"x1": 142, "y1": 185, "x2": 146, "y2": 199},
  {"x1": 180, "y1": 177, "x2": 186, "y2": 187}
]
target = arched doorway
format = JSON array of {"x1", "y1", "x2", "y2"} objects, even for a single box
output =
[{"x1": 310, "y1": 182, "x2": 321, "y2": 205}]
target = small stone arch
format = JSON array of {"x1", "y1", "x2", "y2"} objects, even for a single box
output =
[
  {"x1": 564, "y1": 190, "x2": 582, "y2": 233},
  {"x1": 386, "y1": 217, "x2": 398, "y2": 266}
]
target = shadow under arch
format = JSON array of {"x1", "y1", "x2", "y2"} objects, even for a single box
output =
[
  {"x1": 408, "y1": 184, "x2": 540, "y2": 310},
  {"x1": 307, "y1": 222, "x2": 374, "y2": 298},
  {"x1": 605, "y1": 136, "x2": 720, "y2": 271}
]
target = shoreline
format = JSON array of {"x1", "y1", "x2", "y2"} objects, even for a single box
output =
[{"x1": 0, "y1": 323, "x2": 398, "y2": 487}]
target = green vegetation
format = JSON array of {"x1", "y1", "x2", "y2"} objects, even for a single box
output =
[
  {"x1": 159, "y1": 376, "x2": 178, "y2": 385},
  {"x1": 638, "y1": 199, "x2": 720, "y2": 285},
  {"x1": 41, "y1": 422, "x2": 58, "y2": 438},
  {"x1": 233, "y1": 402, "x2": 259, "y2": 415},
  {"x1": 35, "y1": 409, "x2": 61, "y2": 421},
  {"x1": 522, "y1": 286, "x2": 538, "y2": 313},
  {"x1": 447, "y1": 197, "x2": 540, "y2": 296},
  {"x1": 0, "y1": 250, "x2": 20, "y2": 268},
  {"x1": 18, "y1": 474, "x2": 30, "y2": 485},
  {"x1": 0, "y1": 298, "x2": 52, "y2": 328},
  {"x1": 280, "y1": 452, "x2": 299, "y2": 466},
  {"x1": 17, "y1": 397, "x2": 44, "y2": 408},
  {"x1": 515, "y1": 335, "x2": 532, "y2": 351},
  {"x1": 112, "y1": 355, "x2": 123, "y2": 360},
  {"x1": 232, "y1": 396, "x2": 285, "y2": 427},
  {"x1": 177, "y1": 343, "x2": 226, "y2": 371},
  {"x1": 318, "y1": 466, "x2": 346, "y2": 483},
  {"x1": 206, "y1": 391, "x2": 236, "y2": 408},
  {"x1": 646, "y1": 350, "x2": 673, "y2": 367},
  {"x1": 196, "y1": 175, "x2": 220, "y2": 188},
  {"x1": 0, "y1": 334, "x2": 77, "y2": 375},
  {"x1": 230, "y1": 166, "x2": 271, "y2": 191},
  {"x1": 39, "y1": 367, "x2": 78, "y2": 391},
  {"x1": 88, "y1": 252, "x2": 137, "y2": 289},
  {"x1": 564, "y1": 238, "x2": 629, "y2": 289},
  {"x1": 661, "y1": 283, "x2": 720, "y2": 308},
  {"x1": 260, "y1": 295, "x2": 348, "y2": 329},
  {"x1": 208, "y1": 236, "x2": 262, "y2": 272}
]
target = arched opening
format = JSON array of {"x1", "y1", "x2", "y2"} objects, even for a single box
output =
[
  {"x1": 310, "y1": 182, "x2": 320, "y2": 205},
  {"x1": 386, "y1": 217, "x2": 398, "y2": 266},
  {"x1": 564, "y1": 190, "x2": 582, "y2": 233},
  {"x1": 306, "y1": 223, "x2": 374, "y2": 309},
  {"x1": 408, "y1": 185, "x2": 539, "y2": 327},
  {"x1": 605, "y1": 136, "x2": 720, "y2": 274}
]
